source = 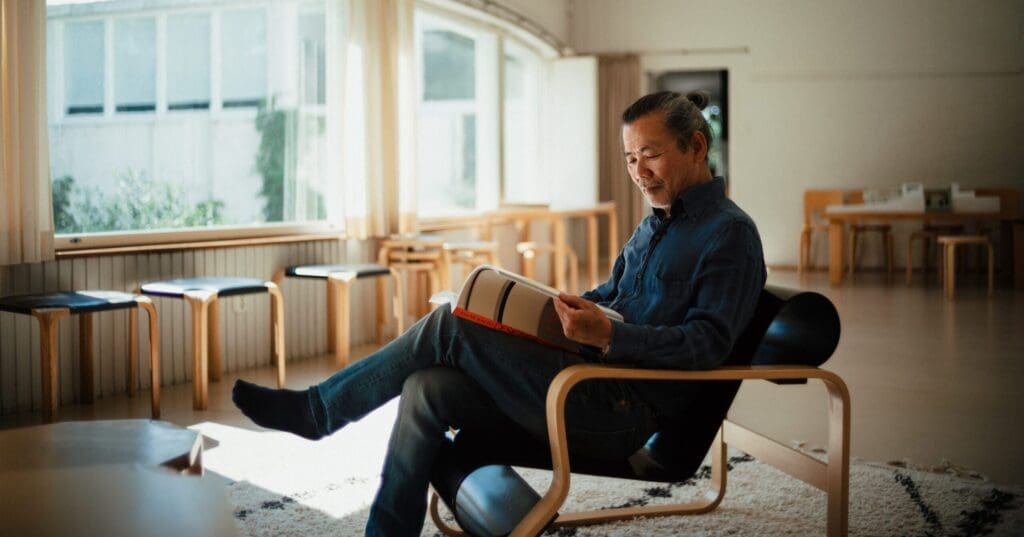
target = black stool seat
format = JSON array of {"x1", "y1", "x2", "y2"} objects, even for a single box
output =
[
  {"x1": 140, "y1": 277, "x2": 267, "y2": 298},
  {"x1": 285, "y1": 263, "x2": 391, "y2": 280},
  {"x1": 0, "y1": 291, "x2": 139, "y2": 315}
]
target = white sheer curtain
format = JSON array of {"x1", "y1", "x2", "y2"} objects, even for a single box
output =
[
  {"x1": 326, "y1": 0, "x2": 417, "y2": 239},
  {"x1": 1, "y1": 0, "x2": 54, "y2": 265}
]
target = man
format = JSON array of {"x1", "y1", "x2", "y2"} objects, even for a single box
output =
[{"x1": 232, "y1": 91, "x2": 765, "y2": 536}]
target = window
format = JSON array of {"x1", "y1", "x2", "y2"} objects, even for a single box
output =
[
  {"x1": 415, "y1": 8, "x2": 546, "y2": 217},
  {"x1": 221, "y1": 9, "x2": 266, "y2": 109},
  {"x1": 416, "y1": 17, "x2": 483, "y2": 217},
  {"x1": 47, "y1": 0, "x2": 331, "y2": 236},
  {"x1": 63, "y1": 20, "x2": 104, "y2": 115},
  {"x1": 167, "y1": 13, "x2": 210, "y2": 111},
  {"x1": 114, "y1": 17, "x2": 156, "y2": 113},
  {"x1": 501, "y1": 41, "x2": 544, "y2": 204}
]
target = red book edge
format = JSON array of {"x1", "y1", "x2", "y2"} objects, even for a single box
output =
[{"x1": 452, "y1": 306, "x2": 578, "y2": 354}]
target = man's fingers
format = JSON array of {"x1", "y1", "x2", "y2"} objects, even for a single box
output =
[{"x1": 561, "y1": 291, "x2": 585, "y2": 307}]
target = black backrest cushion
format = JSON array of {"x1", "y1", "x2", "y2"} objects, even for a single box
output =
[{"x1": 631, "y1": 285, "x2": 841, "y2": 480}]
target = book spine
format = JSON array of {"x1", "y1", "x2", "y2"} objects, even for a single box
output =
[{"x1": 452, "y1": 306, "x2": 578, "y2": 354}]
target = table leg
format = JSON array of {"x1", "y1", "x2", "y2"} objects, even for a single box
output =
[
  {"x1": 828, "y1": 220, "x2": 845, "y2": 286},
  {"x1": 586, "y1": 215, "x2": 599, "y2": 290}
]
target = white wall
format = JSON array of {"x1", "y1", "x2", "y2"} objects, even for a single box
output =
[
  {"x1": 568, "y1": 0, "x2": 1024, "y2": 266},
  {"x1": 499, "y1": 0, "x2": 570, "y2": 45}
]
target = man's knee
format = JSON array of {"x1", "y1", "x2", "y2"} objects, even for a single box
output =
[{"x1": 400, "y1": 367, "x2": 461, "y2": 413}]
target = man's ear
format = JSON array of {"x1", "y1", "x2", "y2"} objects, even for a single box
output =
[{"x1": 691, "y1": 131, "x2": 709, "y2": 161}]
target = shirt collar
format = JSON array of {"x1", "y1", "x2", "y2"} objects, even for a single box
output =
[{"x1": 652, "y1": 176, "x2": 725, "y2": 220}]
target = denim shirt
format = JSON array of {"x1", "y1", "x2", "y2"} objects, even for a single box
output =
[{"x1": 582, "y1": 177, "x2": 766, "y2": 371}]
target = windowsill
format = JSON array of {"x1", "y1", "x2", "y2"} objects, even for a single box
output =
[{"x1": 55, "y1": 224, "x2": 346, "y2": 258}]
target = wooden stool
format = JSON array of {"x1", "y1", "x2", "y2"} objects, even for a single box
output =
[
  {"x1": 273, "y1": 263, "x2": 404, "y2": 367},
  {"x1": 442, "y1": 241, "x2": 500, "y2": 288},
  {"x1": 906, "y1": 223, "x2": 964, "y2": 285},
  {"x1": 937, "y1": 235, "x2": 994, "y2": 300},
  {"x1": 516, "y1": 241, "x2": 580, "y2": 293},
  {"x1": 378, "y1": 238, "x2": 446, "y2": 319},
  {"x1": 0, "y1": 291, "x2": 160, "y2": 423},
  {"x1": 140, "y1": 277, "x2": 284, "y2": 410}
]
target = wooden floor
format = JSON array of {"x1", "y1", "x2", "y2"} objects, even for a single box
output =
[{"x1": 2, "y1": 269, "x2": 1022, "y2": 485}]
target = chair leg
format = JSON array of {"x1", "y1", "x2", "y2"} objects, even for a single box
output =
[
  {"x1": 375, "y1": 276, "x2": 386, "y2": 345},
  {"x1": 79, "y1": 313, "x2": 95, "y2": 403},
  {"x1": 848, "y1": 230, "x2": 858, "y2": 276}
]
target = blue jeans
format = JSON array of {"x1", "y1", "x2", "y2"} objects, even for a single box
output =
[{"x1": 308, "y1": 307, "x2": 658, "y2": 537}]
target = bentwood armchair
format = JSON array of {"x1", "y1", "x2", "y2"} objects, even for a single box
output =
[{"x1": 429, "y1": 285, "x2": 848, "y2": 536}]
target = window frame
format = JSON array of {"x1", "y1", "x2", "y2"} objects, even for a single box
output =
[
  {"x1": 413, "y1": 3, "x2": 554, "y2": 220},
  {"x1": 48, "y1": 1, "x2": 336, "y2": 251}
]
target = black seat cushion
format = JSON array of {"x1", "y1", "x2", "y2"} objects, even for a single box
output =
[
  {"x1": 285, "y1": 264, "x2": 391, "y2": 280},
  {"x1": 0, "y1": 291, "x2": 138, "y2": 315},
  {"x1": 140, "y1": 277, "x2": 267, "y2": 298},
  {"x1": 436, "y1": 285, "x2": 841, "y2": 484}
]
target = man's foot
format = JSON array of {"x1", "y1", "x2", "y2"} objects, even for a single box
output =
[{"x1": 231, "y1": 380, "x2": 323, "y2": 440}]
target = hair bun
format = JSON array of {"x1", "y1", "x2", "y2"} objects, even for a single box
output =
[{"x1": 686, "y1": 91, "x2": 710, "y2": 111}]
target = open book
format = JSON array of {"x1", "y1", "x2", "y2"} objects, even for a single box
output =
[{"x1": 433, "y1": 265, "x2": 623, "y2": 354}]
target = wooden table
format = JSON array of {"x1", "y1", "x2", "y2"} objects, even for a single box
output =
[
  {"x1": 481, "y1": 202, "x2": 618, "y2": 292},
  {"x1": 825, "y1": 209, "x2": 1018, "y2": 286},
  {"x1": 0, "y1": 420, "x2": 238, "y2": 536}
]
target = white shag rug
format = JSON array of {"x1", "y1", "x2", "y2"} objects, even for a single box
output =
[{"x1": 193, "y1": 413, "x2": 1023, "y2": 537}]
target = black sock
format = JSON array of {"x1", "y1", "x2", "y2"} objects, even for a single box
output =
[{"x1": 232, "y1": 380, "x2": 323, "y2": 440}]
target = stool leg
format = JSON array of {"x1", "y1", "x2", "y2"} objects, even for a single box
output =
[
  {"x1": 327, "y1": 278, "x2": 336, "y2": 351},
  {"x1": 329, "y1": 275, "x2": 351, "y2": 368},
  {"x1": 427, "y1": 270, "x2": 441, "y2": 312},
  {"x1": 987, "y1": 243, "x2": 994, "y2": 297},
  {"x1": 79, "y1": 313, "x2": 95, "y2": 404},
  {"x1": 905, "y1": 236, "x2": 914, "y2": 285},
  {"x1": 848, "y1": 230, "x2": 858, "y2": 276},
  {"x1": 208, "y1": 299, "x2": 221, "y2": 382},
  {"x1": 375, "y1": 276, "x2": 386, "y2": 345},
  {"x1": 136, "y1": 297, "x2": 161, "y2": 419},
  {"x1": 389, "y1": 268, "x2": 404, "y2": 337},
  {"x1": 266, "y1": 283, "x2": 286, "y2": 387},
  {"x1": 886, "y1": 231, "x2": 894, "y2": 275},
  {"x1": 33, "y1": 308, "x2": 69, "y2": 423},
  {"x1": 946, "y1": 244, "x2": 957, "y2": 300},
  {"x1": 587, "y1": 214, "x2": 599, "y2": 289},
  {"x1": 185, "y1": 292, "x2": 214, "y2": 410},
  {"x1": 128, "y1": 308, "x2": 138, "y2": 398}
]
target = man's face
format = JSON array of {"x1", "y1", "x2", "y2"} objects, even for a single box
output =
[{"x1": 622, "y1": 112, "x2": 700, "y2": 210}]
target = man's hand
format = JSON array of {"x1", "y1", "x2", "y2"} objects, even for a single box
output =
[{"x1": 553, "y1": 293, "x2": 612, "y2": 348}]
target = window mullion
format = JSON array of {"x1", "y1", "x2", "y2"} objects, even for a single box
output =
[
  {"x1": 156, "y1": 14, "x2": 167, "y2": 114},
  {"x1": 103, "y1": 18, "x2": 114, "y2": 117},
  {"x1": 210, "y1": 9, "x2": 222, "y2": 113}
]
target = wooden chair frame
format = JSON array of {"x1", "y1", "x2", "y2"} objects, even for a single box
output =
[{"x1": 430, "y1": 364, "x2": 850, "y2": 537}]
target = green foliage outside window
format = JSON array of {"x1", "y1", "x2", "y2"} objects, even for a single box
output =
[
  {"x1": 51, "y1": 171, "x2": 224, "y2": 234},
  {"x1": 255, "y1": 101, "x2": 288, "y2": 222}
]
